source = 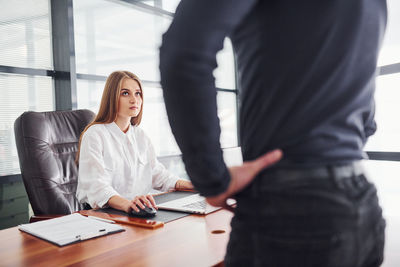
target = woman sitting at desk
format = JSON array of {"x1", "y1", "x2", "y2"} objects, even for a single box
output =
[{"x1": 76, "y1": 70, "x2": 193, "y2": 213}]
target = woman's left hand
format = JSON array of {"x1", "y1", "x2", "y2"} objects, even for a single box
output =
[{"x1": 175, "y1": 179, "x2": 194, "y2": 191}]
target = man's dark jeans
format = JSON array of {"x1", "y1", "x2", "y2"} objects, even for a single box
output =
[{"x1": 225, "y1": 162, "x2": 385, "y2": 267}]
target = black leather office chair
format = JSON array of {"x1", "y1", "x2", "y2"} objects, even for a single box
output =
[{"x1": 14, "y1": 109, "x2": 95, "y2": 216}]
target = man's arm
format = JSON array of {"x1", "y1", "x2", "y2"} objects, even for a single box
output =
[{"x1": 160, "y1": 0, "x2": 258, "y2": 198}]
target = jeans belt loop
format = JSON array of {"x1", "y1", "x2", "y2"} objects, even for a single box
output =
[{"x1": 330, "y1": 161, "x2": 364, "y2": 182}]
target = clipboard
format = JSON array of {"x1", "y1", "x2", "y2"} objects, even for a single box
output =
[{"x1": 18, "y1": 213, "x2": 125, "y2": 246}]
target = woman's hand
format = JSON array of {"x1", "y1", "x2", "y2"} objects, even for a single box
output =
[
  {"x1": 175, "y1": 179, "x2": 194, "y2": 191},
  {"x1": 107, "y1": 194, "x2": 157, "y2": 213},
  {"x1": 130, "y1": 194, "x2": 157, "y2": 212}
]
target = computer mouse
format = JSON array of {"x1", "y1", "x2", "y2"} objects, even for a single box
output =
[{"x1": 130, "y1": 205, "x2": 157, "y2": 218}]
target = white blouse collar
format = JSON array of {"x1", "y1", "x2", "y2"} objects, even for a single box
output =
[{"x1": 106, "y1": 122, "x2": 134, "y2": 140}]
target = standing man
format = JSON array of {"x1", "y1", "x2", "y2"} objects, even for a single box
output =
[{"x1": 160, "y1": 1, "x2": 387, "y2": 266}]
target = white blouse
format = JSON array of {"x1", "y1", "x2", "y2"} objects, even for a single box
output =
[{"x1": 76, "y1": 122, "x2": 179, "y2": 208}]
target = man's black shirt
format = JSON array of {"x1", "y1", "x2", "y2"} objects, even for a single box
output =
[{"x1": 160, "y1": 0, "x2": 387, "y2": 196}]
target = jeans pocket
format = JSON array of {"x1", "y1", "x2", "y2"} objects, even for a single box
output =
[
  {"x1": 361, "y1": 218, "x2": 386, "y2": 267},
  {"x1": 255, "y1": 232, "x2": 356, "y2": 267}
]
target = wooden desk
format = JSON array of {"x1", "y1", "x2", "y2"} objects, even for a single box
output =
[{"x1": 0, "y1": 209, "x2": 233, "y2": 267}]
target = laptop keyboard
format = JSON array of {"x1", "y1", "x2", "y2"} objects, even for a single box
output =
[{"x1": 183, "y1": 200, "x2": 207, "y2": 210}]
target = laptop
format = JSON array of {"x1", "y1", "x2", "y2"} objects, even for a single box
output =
[
  {"x1": 157, "y1": 147, "x2": 242, "y2": 214},
  {"x1": 157, "y1": 192, "x2": 236, "y2": 215}
]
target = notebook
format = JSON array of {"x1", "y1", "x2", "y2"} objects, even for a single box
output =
[
  {"x1": 157, "y1": 192, "x2": 235, "y2": 215},
  {"x1": 18, "y1": 213, "x2": 125, "y2": 246}
]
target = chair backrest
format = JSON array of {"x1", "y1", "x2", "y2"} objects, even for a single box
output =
[{"x1": 14, "y1": 109, "x2": 95, "y2": 215}]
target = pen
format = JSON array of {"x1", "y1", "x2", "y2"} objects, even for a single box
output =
[
  {"x1": 76, "y1": 229, "x2": 108, "y2": 240},
  {"x1": 88, "y1": 216, "x2": 115, "y2": 224}
]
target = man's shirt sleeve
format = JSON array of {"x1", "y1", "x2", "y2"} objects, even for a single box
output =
[{"x1": 160, "y1": 0, "x2": 257, "y2": 196}]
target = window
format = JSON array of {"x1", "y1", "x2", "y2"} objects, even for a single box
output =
[
  {"x1": 376, "y1": 0, "x2": 400, "y2": 67},
  {"x1": 365, "y1": 0, "x2": 400, "y2": 159},
  {"x1": 0, "y1": 0, "x2": 52, "y2": 70},
  {"x1": 73, "y1": 0, "x2": 170, "y2": 81},
  {"x1": 365, "y1": 73, "x2": 400, "y2": 152},
  {"x1": 0, "y1": 0, "x2": 53, "y2": 176},
  {"x1": 73, "y1": 0, "x2": 238, "y2": 158}
]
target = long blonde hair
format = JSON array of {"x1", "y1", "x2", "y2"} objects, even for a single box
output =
[{"x1": 76, "y1": 71, "x2": 144, "y2": 163}]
